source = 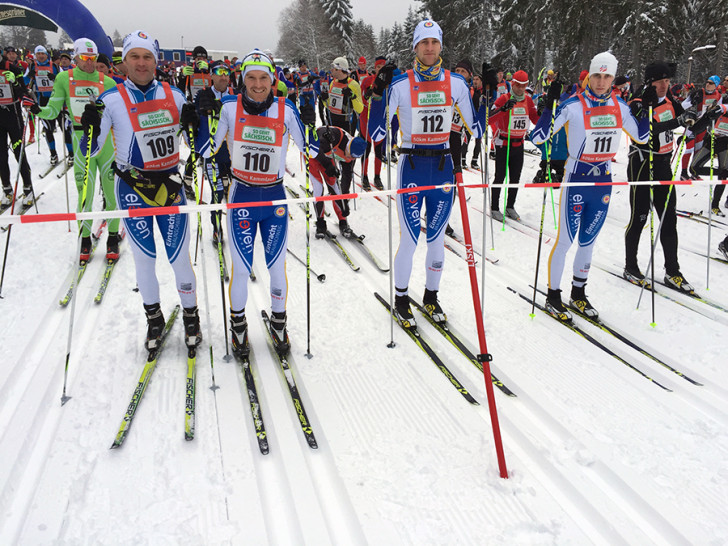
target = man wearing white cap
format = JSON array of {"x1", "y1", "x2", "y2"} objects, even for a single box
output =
[
  {"x1": 531, "y1": 51, "x2": 649, "y2": 321},
  {"x1": 81, "y1": 30, "x2": 201, "y2": 352},
  {"x1": 206, "y1": 48, "x2": 315, "y2": 357},
  {"x1": 25, "y1": 45, "x2": 65, "y2": 167},
  {"x1": 367, "y1": 19, "x2": 481, "y2": 328},
  {"x1": 33, "y1": 37, "x2": 120, "y2": 262}
]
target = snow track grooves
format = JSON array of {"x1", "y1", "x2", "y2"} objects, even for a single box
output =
[
  {"x1": 0, "y1": 257, "x2": 104, "y2": 542},
  {"x1": 244, "y1": 257, "x2": 367, "y2": 544}
]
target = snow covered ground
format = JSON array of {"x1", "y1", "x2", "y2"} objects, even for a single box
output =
[{"x1": 1, "y1": 123, "x2": 727, "y2": 545}]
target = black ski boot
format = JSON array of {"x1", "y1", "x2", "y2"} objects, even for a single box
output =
[
  {"x1": 269, "y1": 311, "x2": 290, "y2": 355},
  {"x1": 423, "y1": 288, "x2": 447, "y2": 324},
  {"x1": 315, "y1": 218, "x2": 327, "y2": 239},
  {"x1": 339, "y1": 219, "x2": 354, "y2": 238},
  {"x1": 106, "y1": 232, "x2": 120, "y2": 261},
  {"x1": 361, "y1": 174, "x2": 371, "y2": 191},
  {"x1": 545, "y1": 289, "x2": 573, "y2": 322},
  {"x1": 569, "y1": 284, "x2": 598, "y2": 319},
  {"x1": 373, "y1": 175, "x2": 384, "y2": 190},
  {"x1": 394, "y1": 293, "x2": 417, "y2": 329},
  {"x1": 183, "y1": 306, "x2": 202, "y2": 348},
  {"x1": 144, "y1": 303, "x2": 166, "y2": 351},
  {"x1": 230, "y1": 312, "x2": 250, "y2": 358},
  {"x1": 80, "y1": 236, "x2": 92, "y2": 263}
]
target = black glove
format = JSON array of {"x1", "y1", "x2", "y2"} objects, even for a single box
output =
[
  {"x1": 501, "y1": 97, "x2": 517, "y2": 112},
  {"x1": 48, "y1": 72, "x2": 56, "y2": 81},
  {"x1": 372, "y1": 63, "x2": 395, "y2": 96},
  {"x1": 482, "y1": 62, "x2": 499, "y2": 90},
  {"x1": 707, "y1": 104, "x2": 723, "y2": 120},
  {"x1": 30, "y1": 102, "x2": 41, "y2": 115},
  {"x1": 320, "y1": 91, "x2": 329, "y2": 102},
  {"x1": 341, "y1": 87, "x2": 352, "y2": 99},
  {"x1": 198, "y1": 90, "x2": 221, "y2": 116},
  {"x1": 300, "y1": 104, "x2": 316, "y2": 126},
  {"x1": 324, "y1": 160, "x2": 339, "y2": 179},
  {"x1": 688, "y1": 88, "x2": 703, "y2": 106},
  {"x1": 678, "y1": 109, "x2": 698, "y2": 127},
  {"x1": 545, "y1": 75, "x2": 563, "y2": 107},
  {"x1": 363, "y1": 87, "x2": 373, "y2": 100},
  {"x1": 80, "y1": 103, "x2": 102, "y2": 134},
  {"x1": 640, "y1": 84, "x2": 659, "y2": 109},
  {"x1": 180, "y1": 102, "x2": 199, "y2": 132}
]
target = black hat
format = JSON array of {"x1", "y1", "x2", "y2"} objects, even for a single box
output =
[
  {"x1": 644, "y1": 61, "x2": 674, "y2": 82},
  {"x1": 97, "y1": 53, "x2": 111, "y2": 67},
  {"x1": 298, "y1": 59, "x2": 307, "y2": 67},
  {"x1": 192, "y1": 45, "x2": 208, "y2": 59},
  {"x1": 614, "y1": 75, "x2": 628, "y2": 86},
  {"x1": 454, "y1": 59, "x2": 474, "y2": 76}
]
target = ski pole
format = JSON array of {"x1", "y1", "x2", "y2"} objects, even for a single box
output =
[
  {"x1": 206, "y1": 114, "x2": 231, "y2": 362},
  {"x1": 529, "y1": 99, "x2": 558, "y2": 316},
  {"x1": 0, "y1": 120, "x2": 28, "y2": 297},
  {"x1": 706, "y1": 123, "x2": 715, "y2": 289},
  {"x1": 501, "y1": 110, "x2": 511, "y2": 230},
  {"x1": 649, "y1": 107, "x2": 656, "y2": 326},
  {"x1": 480, "y1": 89, "x2": 492, "y2": 313},
  {"x1": 304, "y1": 124, "x2": 313, "y2": 359},
  {"x1": 384, "y1": 85, "x2": 395, "y2": 348},
  {"x1": 187, "y1": 122, "x2": 203, "y2": 265},
  {"x1": 287, "y1": 248, "x2": 325, "y2": 282},
  {"x1": 61, "y1": 123, "x2": 94, "y2": 405},
  {"x1": 62, "y1": 112, "x2": 71, "y2": 231}
]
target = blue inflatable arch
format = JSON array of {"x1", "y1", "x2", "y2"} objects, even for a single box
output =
[{"x1": 0, "y1": 0, "x2": 113, "y2": 56}]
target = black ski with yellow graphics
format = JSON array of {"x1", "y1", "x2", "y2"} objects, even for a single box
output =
[
  {"x1": 409, "y1": 298, "x2": 516, "y2": 397},
  {"x1": 375, "y1": 292, "x2": 479, "y2": 405}
]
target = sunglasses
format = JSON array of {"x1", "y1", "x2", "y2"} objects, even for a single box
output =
[
  {"x1": 212, "y1": 66, "x2": 230, "y2": 76},
  {"x1": 78, "y1": 54, "x2": 97, "y2": 62}
]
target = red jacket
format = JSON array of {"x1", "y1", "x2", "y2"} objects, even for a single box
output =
[{"x1": 488, "y1": 92, "x2": 539, "y2": 147}]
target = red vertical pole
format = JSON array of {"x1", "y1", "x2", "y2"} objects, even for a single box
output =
[{"x1": 454, "y1": 171, "x2": 508, "y2": 479}]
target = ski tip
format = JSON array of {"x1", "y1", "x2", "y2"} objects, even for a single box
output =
[{"x1": 60, "y1": 395, "x2": 72, "y2": 406}]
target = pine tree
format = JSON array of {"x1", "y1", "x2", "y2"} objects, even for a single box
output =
[
  {"x1": 112, "y1": 29, "x2": 123, "y2": 48},
  {"x1": 319, "y1": 0, "x2": 355, "y2": 58}
]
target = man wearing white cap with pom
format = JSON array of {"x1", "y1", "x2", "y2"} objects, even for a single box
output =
[
  {"x1": 81, "y1": 30, "x2": 202, "y2": 352},
  {"x1": 367, "y1": 19, "x2": 481, "y2": 328},
  {"x1": 32, "y1": 37, "x2": 120, "y2": 263},
  {"x1": 531, "y1": 51, "x2": 650, "y2": 321}
]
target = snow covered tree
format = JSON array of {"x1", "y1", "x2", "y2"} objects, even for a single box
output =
[
  {"x1": 319, "y1": 0, "x2": 355, "y2": 59},
  {"x1": 277, "y1": 0, "x2": 340, "y2": 70},
  {"x1": 112, "y1": 29, "x2": 123, "y2": 48}
]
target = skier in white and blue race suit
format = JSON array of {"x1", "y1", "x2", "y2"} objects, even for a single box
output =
[
  {"x1": 82, "y1": 30, "x2": 202, "y2": 350},
  {"x1": 206, "y1": 49, "x2": 317, "y2": 357},
  {"x1": 367, "y1": 20, "x2": 481, "y2": 328},
  {"x1": 530, "y1": 51, "x2": 650, "y2": 320}
]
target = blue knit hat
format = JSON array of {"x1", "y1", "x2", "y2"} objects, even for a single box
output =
[
  {"x1": 708, "y1": 75, "x2": 720, "y2": 86},
  {"x1": 349, "y1": 136, "x2": 367, "y2": 158}
]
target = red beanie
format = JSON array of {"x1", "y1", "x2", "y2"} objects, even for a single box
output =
[
  {"x1": 579, "y1": 70, "x2": 589, "y2": 82},
  {"x1": 358, "y1": 56, "x2": 366, "y2": 64},
  {"x1": 512, "y1": 70, "x2": 528, "y2": 84}
]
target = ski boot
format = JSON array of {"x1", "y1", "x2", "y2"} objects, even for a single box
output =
[
  {"x1": 339, "y1": 219, "x2": 354, "y2": 238},
  {"x1": 144, "y1": 303, "x2": 166, "y2": 351},
  {"x1": 361, "y1": 174, "x2": 371, "y2": 191},
  {"x1": 491, "y1": 209, "x2": 504, "y2": 222},
  {"x1": 505, "y1": 207, "x2": 520, "y2": 221},
  {"x1": 470, "y1": 159, "x2": 479, "y2": 170},
  {"x1": 569, "y1": 284, "x2": 598, "y2": 319},
  {"x1": 373, "y1": 175, "x2": 384, "y2": 190},
  {"x1": 230, "y1": 312, "x2": 250, "y2": 358},
  {"x1": 106, "y1": 232, "x2": 120, "y2": 261},
  {"x1": 66, "y1": 154, "x2": 74, "y2": 167},
  {"x1": 182, "y1": 306, "x2": 202, "y2": 348},
  {"x1": 719, "y1": 238, "x2": 728, "y2": 260},
  {"x1": 445, "y1": 224, "x2": 454, "y2": 237},
  {"x1": 545, "y1": 289, "x2": 573, "y2": 322},
  {"x1": 22, "y1": 188, "x2": 34, "y2": 207},
  {"x1": 269, "y1": 311, "x2": 290, "y2": 355},
  {"x1": 394, "y1": 294, "x2": 417, "y2": 329},
  {"x1": 0, "y1": 191, "x2": 11, "y2": 207},
  {"x1": 315, "y1": 218, "x2": 327, "y2": 239},
  {"x1": 711, "y1": 207, "x2": 725, "y2": 217},
  {"x1": 80, "y1": 236, "x2": 92, "y2": 263},
  {"x1": 664, "y1": 272, "x2": 694, "y2": 294},
  {"x1": 423, "y1": 288, "x2": 447, "y2": 324},
  {"x1": 623, "y1": 267, "x2": 651, "y2": 289}
]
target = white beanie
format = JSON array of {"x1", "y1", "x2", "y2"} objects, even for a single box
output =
[
  {"x1": 122, "y1": 30, "x2": 159, "y2": 61},
  {"x1": 241, "y1": 49, "x2": 276, "y2": 83},
  {"x1": 35, "y1": 45, "x2": 48, "y2": 55},
  {"x1": 412, "y1": 20, "x2": 443, "y2": 51},
  {"x1": 73, "y1": 38, "x2": 98, "y2": 58},
  {"x1": 332, "y1": 56, "x2": 349, "y2": 72},
  {"x1": 589, "y1": 51, "x2": 618, "y2": 77}
]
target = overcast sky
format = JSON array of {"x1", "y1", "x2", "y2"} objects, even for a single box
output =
[{"x1": 53, "y1": 0, "x2": 417, "y2": 57}]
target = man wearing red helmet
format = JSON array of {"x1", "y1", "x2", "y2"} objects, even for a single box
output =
[{"x1": 488, "y1": 69, "x2": 539, "y2": 221}]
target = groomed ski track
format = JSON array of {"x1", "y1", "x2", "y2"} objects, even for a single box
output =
[{"x1": 0, "y1": 133, "x2": 726, "y2": 544}]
